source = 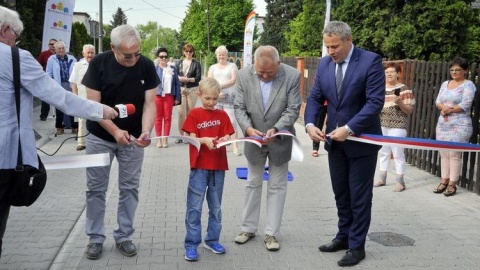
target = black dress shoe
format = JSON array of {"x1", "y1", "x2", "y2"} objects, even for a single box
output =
[
  {"x1": 319, "y1": 239, "x2": 348, "y2": 252},
  {"x1": 116, "y1": 240, "x2": 137, "y2": 257},
  {"x1": 338, "y1": 249, "x2": 366, "y2": 267},
  {"x1": 85, "y1": 242, "x2": 103, "y2": 260}
]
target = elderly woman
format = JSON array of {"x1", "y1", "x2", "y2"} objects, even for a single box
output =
[
  {"x1": 375, "y1": 63, "x2": 415, "y2": 192},
  {"x1": 154, "y1": 47, "x2": 181, "y2": 148},
  {"x1": 207, "y1": 45, "x2": 241, "y2": 155},
  {"x1": 175, "y1": 44, "x2": 201, "y2": 143},
  {"x1": 434, "y1": 57, "x2": 476, "y2": 196}
]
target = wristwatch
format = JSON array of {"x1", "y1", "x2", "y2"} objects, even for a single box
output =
[{"x1": 344, "y1": 125, "x2": 354, "y2": 136}]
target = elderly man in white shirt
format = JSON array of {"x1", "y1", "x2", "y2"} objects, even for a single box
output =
[
  {"x1": 69, "y1": 44, "x2": 96, "y2": 151},
  {"x1": 0, "y1": 6, "x2": 118, "y2": 259}
]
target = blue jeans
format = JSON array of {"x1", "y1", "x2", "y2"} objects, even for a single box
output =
[{"x1": 184, "y1": 169, "x2": 225, "y2": 249}]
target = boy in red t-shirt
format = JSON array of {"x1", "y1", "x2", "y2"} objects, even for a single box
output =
[{"x1": 181, "y1": 77, "x2": 234, "y2": 261}]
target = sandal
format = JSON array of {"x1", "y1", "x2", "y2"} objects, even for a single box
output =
[
  {"x1": 443, "y1": 185, "x2": 457, "y2": 197},
  {"x1": 433, "y1": 182, "x2": 448, "y2": 194},
  {"x1": 312, "y1": 150, "x2": 319, "y2": 157}
]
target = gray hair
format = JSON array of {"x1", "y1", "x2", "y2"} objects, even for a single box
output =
[
  {"x1": 0, "y1": 6, "x2": 24, "y2": 36},
  {"x1": 215, "y1": 45, "x2": 228, "y2": 55},
  {"x1": 54, "y1": 40, "x2": 66, "y2": 50},
  {"x1": 110, "y1": 24, "x2": 141, "y2": 49},
  {"x1": 323, "y1": 21, "x2": 352, "y2": 41},
  {"x1": 254, "y1": 45, "x2": 280, "y2": 63},
  {"x1": 83, "y1": 44, "x2": 95, "y2": 52}
]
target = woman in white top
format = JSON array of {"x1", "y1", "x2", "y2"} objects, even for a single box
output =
[{"x1": 208, "y1": 45, "x2": 241, "y2": 155}]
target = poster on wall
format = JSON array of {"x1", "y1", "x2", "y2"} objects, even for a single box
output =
[{"x1": 41, "y1": 0, "x2": 76, "y2": 52}]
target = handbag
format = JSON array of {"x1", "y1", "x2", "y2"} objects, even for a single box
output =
[{"x1": 7, "y1": 46, "x2": 47, "y2": 207}]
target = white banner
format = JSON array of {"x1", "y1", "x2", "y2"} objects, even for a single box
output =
[
  {"x1": 322, "y1": 0, "x2": 331, "y2": 57},
  {"x1": 243, "y1": 11, "x2": 256, "y2": 67},
  {"x1": 41, "y1": 0, "x2": 76, "y2": 52}
]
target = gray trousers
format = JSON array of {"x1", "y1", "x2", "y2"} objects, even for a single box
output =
[
  {"x1": 240, "y1": 157, "x2": 289, "y2": 236},
  {"x1": 85, "y1": 134, "x2": 144, "y2": 244}
]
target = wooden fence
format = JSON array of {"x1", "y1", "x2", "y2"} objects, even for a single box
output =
[{"x1": 281, "y1": 56, "x2": 480, "y2": 195}]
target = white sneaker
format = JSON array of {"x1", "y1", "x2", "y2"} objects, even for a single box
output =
[
  {"x1": 264, "y1": 234, "x2": 280, "y2": 251},
  {"x1": 234, "y1": 232, "x2": 255, "y2": 244}
]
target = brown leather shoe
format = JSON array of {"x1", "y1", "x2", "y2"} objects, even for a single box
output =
[
  {"x1": 72, "y1": 128, "x2": 78, "y2": 134},
  {"x1": 56, "y1": 128, "x2": 64, "y2": 135}
]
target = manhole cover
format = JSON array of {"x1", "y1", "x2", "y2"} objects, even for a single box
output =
[{"x1": 368, "y1": 232, "x2": 415, "y2": 247}]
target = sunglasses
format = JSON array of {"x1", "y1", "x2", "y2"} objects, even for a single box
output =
[
  {"x1": 49, "y1": 43, "x2": 55, "y2": 46},
  {"x1": 117, "y1": 50, "x2": 142, "y2": 60},
  {"x1": 184, "y1": 50, "x2": 193, "y2": 53},
  {"x1": 158, "y1": 55, "x2": 168, "y2": 59}
]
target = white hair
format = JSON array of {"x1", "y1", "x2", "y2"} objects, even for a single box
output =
[
  {"x1": 215, "y1": 45, "x2": 228, "y2": 55},
  {"x1": 110, "y1": 24, "x2": 141, "y2": 49},
  {"x1": 0, "y1": 6, "x2": 24, "y2": 35},
  {"x1": 83, "y1": 44, "x2": 95, "y2": 52},
  {"x1": 54, "y1": 40, "x2": 66, "y2": 50}
]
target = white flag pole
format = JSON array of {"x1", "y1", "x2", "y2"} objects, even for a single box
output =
[{"x1": 322, "y1": 0, "x2": 331, "y2": 57}]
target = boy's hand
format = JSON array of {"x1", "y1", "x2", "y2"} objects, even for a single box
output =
[{"x1": 200, "y1": 137, "x2": 218, "y2": 150}]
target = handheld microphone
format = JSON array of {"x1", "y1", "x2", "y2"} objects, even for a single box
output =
[{"x1": 114, "y1": 104, "x2": 136, "y2": 118}]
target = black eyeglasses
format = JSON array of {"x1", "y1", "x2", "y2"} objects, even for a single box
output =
[
  {"x1": 158, "y1": 55, "x2": 168, "y2": 59},
  {"x1": 49, "y1": 43, "x2": 55, "y2": 46},
  {"x1": 11, "y1": 29, "x2": 20, "y2": 45}
]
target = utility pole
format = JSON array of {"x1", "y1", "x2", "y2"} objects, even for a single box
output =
[{"x1": 99, "y1": 0, "x2": 103, "y2": 53}]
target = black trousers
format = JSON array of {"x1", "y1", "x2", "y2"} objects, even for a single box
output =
[
  {"x1": 40, "y1": 101, "x2": 50, "y2": 119},
  {"x1": 0, "y1": 169, "x2": 12, "y2": 259}
]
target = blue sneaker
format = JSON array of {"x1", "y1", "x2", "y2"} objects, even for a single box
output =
[
  {"x1": 204, "y1": 242, "x2": 226, "y2": 254},
  {"x1": 184, "y1": 248, "x2": 198, "y2": 261}
]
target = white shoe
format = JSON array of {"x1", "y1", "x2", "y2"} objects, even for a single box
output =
[{"x1": 264, "y1": 234, "x2": 280, "y2": 251}]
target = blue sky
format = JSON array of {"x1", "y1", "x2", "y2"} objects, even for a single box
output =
[{"x1": 73, "y1": 0, "x2": 267, "y2": 30}]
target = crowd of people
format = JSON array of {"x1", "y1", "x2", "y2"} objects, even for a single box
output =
[{"x1": 1, "y1": 7, "x2": 478, "y2": 267}]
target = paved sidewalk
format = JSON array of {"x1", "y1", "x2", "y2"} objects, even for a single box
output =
[{"x1": 1, "y1": 103, "x2": 480, "y2": 270}]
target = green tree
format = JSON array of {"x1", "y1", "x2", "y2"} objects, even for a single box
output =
[
  {"x1": 284, "y1": 0, "x2": 325, "y2": 56},
  {"x1": 70, "y1": 22, "x2": 92, "y2": 58},
  {"x1": 180, "y1": 0, "x2": 254, "y2": 54},
  {"x1": 334, "y1": 0, "x2": 480, "y2": 61},
  {"x1": 136, "y1": 21, "x2": 181, "y2": 60},
  {"x1": 110, "y1": 7, "x2": 128, "y2": 28},
  {"x1": 1, "y1": 1, "x2": 47, "y2": 55},
  {"x1": 260, "y1": 0, "x2": 302, "y2": 54}
]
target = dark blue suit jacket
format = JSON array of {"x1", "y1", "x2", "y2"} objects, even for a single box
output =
[{"x1": 305, "y1": 47, "x2": 385, "y2": 157}]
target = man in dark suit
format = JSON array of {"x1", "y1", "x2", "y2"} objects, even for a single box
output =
[
  {"x1": 234, "y1": 45, "x2": 301, "y2": 251},
  {"x1": 304, "y1": 21, "x2": 385, "y2": 267}
]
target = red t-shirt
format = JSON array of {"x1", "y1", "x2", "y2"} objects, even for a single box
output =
[{"x1": 182, "y1": 107, "x2": 234, "y2": 170}]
